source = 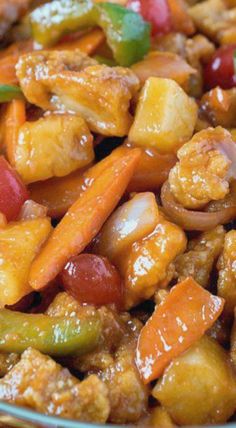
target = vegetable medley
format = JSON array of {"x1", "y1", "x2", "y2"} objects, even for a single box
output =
[{"x1": 0, "y1": 0, "x2": 236, "y2": 426}]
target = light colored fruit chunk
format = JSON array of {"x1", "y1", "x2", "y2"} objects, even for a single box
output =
[
  {"x1": 0, "y1": 218, "x2": 52, "y2": 306},
  {"x1": 128, "y1": 77, "x2": 197, "y2": 154},
  {"x1": 153, "y1": 336, "x2": 236, "y2": 425}
]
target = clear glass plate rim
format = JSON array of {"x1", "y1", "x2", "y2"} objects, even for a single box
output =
[{"x1": 0, "y1": 402, "x2": 235, "y2": 428}]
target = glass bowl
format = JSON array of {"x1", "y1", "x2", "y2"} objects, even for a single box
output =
[
  {"x1": 0, "y1": 403, "x2": 235, "y2": 428},
  {"x1": 0, "y1": 402, "x2": 116, "y2": 428}
]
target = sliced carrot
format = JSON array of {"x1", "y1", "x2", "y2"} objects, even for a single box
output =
[
  {"x1": 4, "y1": 99, "x2": 26, "y2": 165},
  {"x1": 0, "y1": 55, "x2": 20, "y2": 85},
  {"x1": 56, "y1": 28, "x2": 105, "y2": 55},
  {"x1": 136, "y1": 277, "x2": 224, "y2": 383},
  {"x1": 168, "y1": 0, "x2": 195, "y2": 35},
  {"x1": 29, "y1": 147, "x2": 141, "y2": 290},
  {"x1": 0, "y1": 40, "x2": 33, "y2": 60},
  {"x1": 125, "y1": 142, "x2": 177, "y2": 192},
  {"x1": 29, "y1": 144, "x2": 132, "y2": 218}
]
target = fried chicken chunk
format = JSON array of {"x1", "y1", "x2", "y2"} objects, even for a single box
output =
[
  {"x1": 0, "y1": 348, "x2": 110, "y2": 423},
  {"x1": 169, "y1": 127, "x2": 236, "y2": 209},
  {"x1": 217, "y1": 230, "x2": 236, "y2": 316},
  {"x1": 13, "y1": 114, "x2": 94, "y2": 184},
  {"x1": 16, "y1": 51, "x2": 140, "y2": 136},
  {"x1": 46, "y1": 292, "x2": 148, "y2": 424},
  {"x1": 175, "y1": 226, "x2": 225, "y2": 287},
  {"x1": 117, "y1": 214, "x2": 187, "y2": 309}
]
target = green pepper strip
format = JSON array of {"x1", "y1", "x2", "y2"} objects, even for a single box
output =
[
  {"x1": 0, "y1": 85, "x2": 24, "y2": 103},
  {"x1": 30, "y1": 0, "x2": 151, "y2": 67},
  {"x1": 0, "y1": 309, "x2": 101, "y2": 356}
]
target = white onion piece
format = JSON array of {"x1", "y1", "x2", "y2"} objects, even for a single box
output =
[
  {"x1": 19, "y1": 199, "x2": 48, "y2": 220},
  {"x1": 161, "y1": 181, "x2": 236, "y2": 231},
  {"x1": 95, "y1": 192, "x2": 159, "y2": 260}
]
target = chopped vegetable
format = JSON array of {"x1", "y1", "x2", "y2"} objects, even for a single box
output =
[
  {"x1": 161, "y1": 181, "x2": 236, "y2": 231},
  {"x1": 56, "y1": 28, "x2": 105, "y2": 54},
  {"x1": 29, "y1": 147, "x2": 141, "y2": 290},
  {"x1": 129, "y1": 77, "x2": 198, "y2": 154},
  {"x1": 136, "y1": 277, "x2": 224, "y2": 383},
  {"x1": 131, "y1": 51, "x2": 196, "y2": 91},
  {"x1": 0, "y1": 218, "x2": 52, "y2": 307},
  {"x1": 30, "y1": 0, "x2": 151, "y2": 66},
  {"x1": 61, "y1": 254, "x2": 123, "y2": 308},
  {"x1": 168, "y1": 0, "x2": 195, "y2": 35},
  {"x1": 0, "y1": 156, "x2": 28, "y2": 221},
  {"x1": 0, "y1": 84, "x2": 23, "y2": 103},
  {"x1": 95, "y1": 192, "x2": 159, "y2": 262},
  {"x1": 153, "y1": 336, "x2": 236, "y2": 425},
  {"x1": 204, "y1": 44, "x2": 236, "y2": 89},
  {"x1": 125, "y1": 143, "x2": 177, "y2": 192},
  {"x1": 0, "y1": 308, "x2": 101, "y2": 356},
  {"x1": 127, "y1": 0, "x2": 171, "y2": 36},
  {"x1": 4, "y1": 99, "x2": 26, "y2": 166}
]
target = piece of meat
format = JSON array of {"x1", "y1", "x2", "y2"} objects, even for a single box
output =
[
  {"x1": 46, "y1": 291, "x2": 148, "y2": 424},
  {"x1": 16, "y1": 51, "x2": 140, "y2": 136},
  {"x1": 217, "y1": 230, "x2": 236, "y2": 316},
  {"x1": 169, "y1": 127, "x2": 235, "y2": 209},
  {"x1": 175, "y1": 225, "x2": 225, "y2": 287},
  {"x1": 0, "y1": 348, "x2": 110, "y2": 423}
]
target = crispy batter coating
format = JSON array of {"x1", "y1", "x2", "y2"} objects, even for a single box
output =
[
  {"x1": 169, "y1": 127, "x2": 234, "y2": 209},
  {"x1": 117, "y1": 214, "x2": 187, "y2": 309},
  {"x1": 217, "y1": 230, "x2": 236, "y2": 316},
  {"x1": 0, "y1": 348, "x2": 110, "y2": 423},
  {"x1": 175, "y1": 226, "x2": 225, "y2": 287},
  {"x1": 16, "y1": 51, "x2": 139, "y2": 136},
  {"x1": 14, "y1": 114, "x2": 94, "y2": 184}
]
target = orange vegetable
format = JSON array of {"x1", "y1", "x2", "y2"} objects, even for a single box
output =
[
  {"x1": 168, "y1": 0, "x2": 195, "y2": 35},
  {"x1": 125, "y1": 142, "x2": 177, "y2": 192},
  {"x1": 4, "y1": 99, "x2": 26, "y2": 165},
  {"x1": 131, "y1": 52, "x2": 196, "y2": 91},
  {"x1": 136, "y1": 277, "x2": 224, "y2": 383},
  {"x1": 0, "y1": 55, "x2": 20, "y2": 85},
  {"x1": 0, "y1": 40, "x2": 33, "y2": 60},
  {"x1": 29, "y1": 168, "x2": 87, "y2": 219},
  {"x1": 29, "y1": 147, "x2": 141, "y2": 290},
  {"x1": 56, "y1": 28, "x2": 105, "y2": 55},
  {"x1": 29, "y1": 143, "x2": 139, "y2": 218}
]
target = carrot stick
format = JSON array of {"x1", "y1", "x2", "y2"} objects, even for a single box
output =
[
  {"x1": 4, "y1": 99, "x2": 26, "y2": 164},
  {"x1": 56, "y1": 28, "x2": 105, "y2": 55},
  {"x1": 136, "y1": 277, "x2": 224, "y2": 383},
  {"x1": 0, "y1": 55, "x2": 20, "y2": 85},
  {"x1": 29, "y1": 147, "x2": 141, "y2": 290},
  {"x1": 29, "y1": 144, "x2": 131, "y2": 218}
]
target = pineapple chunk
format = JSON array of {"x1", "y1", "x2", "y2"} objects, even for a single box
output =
[
  {"x1": 153, "y1": 336, "x2": 236, "y2": 425},
  {"x1": 14, "y1": 114, "x2": 94, "y2": 184},
  {"x1": 0, "y1": 218, "x2": 52, "y2": 306},
  {"x1": 128, "y1": 77, "x2": 198, "y2": 154}
]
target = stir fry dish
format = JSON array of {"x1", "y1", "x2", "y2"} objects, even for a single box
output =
[{"x1": 0, "y1": 0, "x2": 236, "y2": 426}]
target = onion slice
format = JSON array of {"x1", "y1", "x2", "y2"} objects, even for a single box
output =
[{"x1": 161, "y1": 181, "x2": 236, "y2": 231}]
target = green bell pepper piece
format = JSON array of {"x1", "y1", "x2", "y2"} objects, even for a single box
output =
[
  {"x1": 96, "y1": 3, "x2": 150, "y2": 66},
  {"x1": 30, "y1": 0, "x2": 150, "y2": 66},
  {"x1": 0, "y1": 309, "x2": 101, "y2": 356},
  {"x1": 30, "y1": 0, "x2": 95, "y2": 47},
  {"x1": 0, "y1": 85, "x2": 24, "y2": 103}
]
